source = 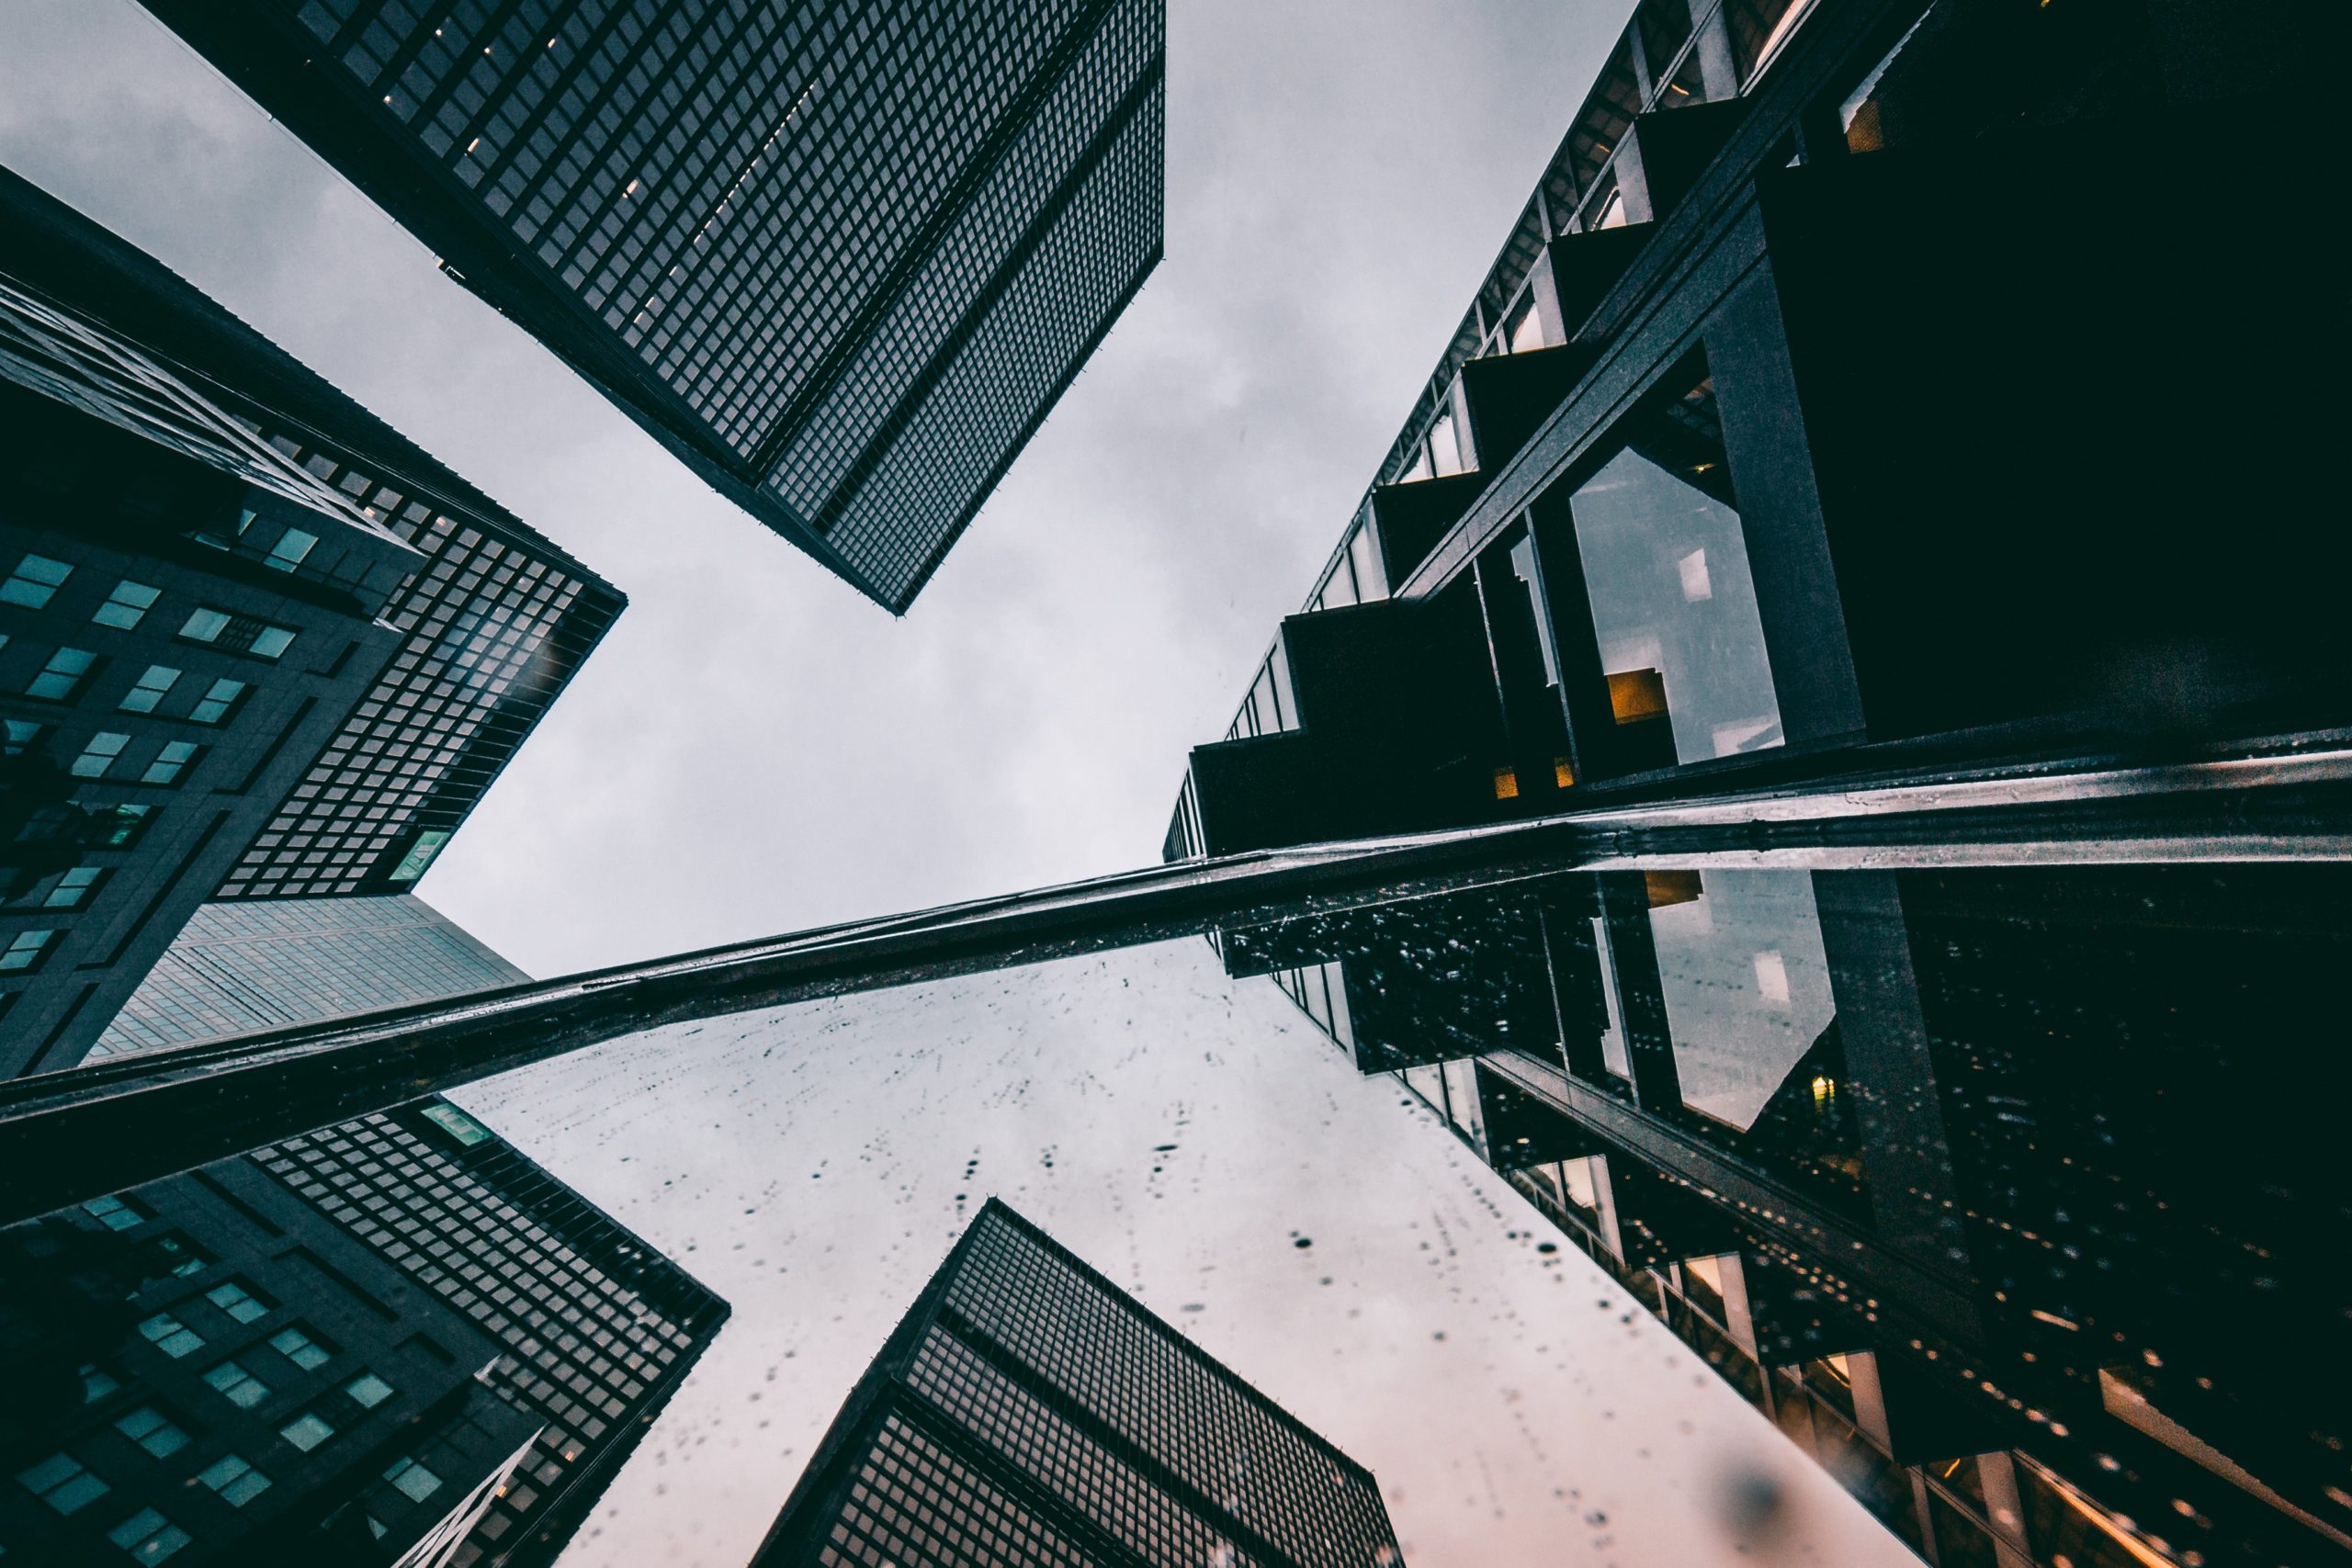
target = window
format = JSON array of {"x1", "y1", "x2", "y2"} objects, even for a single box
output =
[
  {"x1": 137, "y1": 1232, "x2": 210, "y2": 1280},
  {"x1": 249, "y1": 624, "x2": 297, "y2": 660},
  {"x1": 1569, "y1": 365, "x2": 1783, "y2": 768},
  {"x1": 136, "y1": 1312, "x2": 204, "y2": 1359},
  {"x1": 196, "y1": 1453, "x2": 271, "y2": 1507},
  {"x1": 107, "y1": 1506, "x2": 191, "y2": 1562},
  {"x1": 388, "y1": 829, "x2": 451, "y2": 884},
  {"x1": 99, "y1": 804, "x2": 155, "y2": 847},
  {"x1": 80, "y1": 1364, "x2": 121, "y2": 1404},
  {"x1": 384, "y1": 1456, "x2": 443, "y2": 1503},
  {"x1": 4, "y1": 717, "x2": 49, "y2": 754},
  {"x1": 176, "y1": 608, "x2": 230, "y2": 644},
  {"x1": 205, "y1": 1280, "x2": 273, "y2": 1324},
  {"x1": 420, "y1": 1102, "x2": 492, "y2": 1145},
  {"x1": 118, "y1": 665, "x2": 182, "y2": 714},
  {"x1": 45, "y1": 864, "x2": 107, "y2": 909},
  {"x1": 141, "y1": 741, "x2": 201, "y2": 786},
  {"x1": 270, "y1": 1325, "x2": 334, "y2": 1371},
  {"x1": 81, "y1": 1194, "x2": 148, "y2": 1231},
  {"x1": 201, "y1": 1359, "x2": 269, "y2": 1410},
  {"x1": 1, "y1": 553, "x2": 73, "y2": 609},
  {"x1": 263, "y1": 527, "x2": 318, "y2": 571},
  {"x1": 25, "y1": 647, "x2": 99, "y2": 701},
  {"x1": 15, "y1": 1452, "x2": 107, "y2": 1514},
  {"x1": 113, "y1": 1406, "x2": 193, "y2": 1461},
  {"x1": 2, "y1": 930, "x2": 57, "y2": 974},
  {"x1": 278, "y1": 1410, "x2": 335, "y2": 1452},
  {"x1": 1506, "y1": 292, "x2": 1547, "y2": 354},
  {"x1": 70, "y1": 732, "x2": 131, "y2": 778},
  {"x1": 344, "y1": 1372, "x2": 396, "y2": 1409},
  {"x1": 187, "y1": 679, "x2": 248, "y2": 726},
  {"x1": 92, "y1": 580, "x2": 162, "y2": 630}
]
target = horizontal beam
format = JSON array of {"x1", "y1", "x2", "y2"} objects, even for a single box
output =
[{"x1": 5, "y1": 739, "x2": 2347, "y2": 1224}]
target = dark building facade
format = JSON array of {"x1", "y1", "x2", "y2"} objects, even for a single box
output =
[
  {"x1": 138, "y1": 0, "x2": 1169, "y2": 612},
  {"x1": 0, "y1": 1123, "x2": 543, "y2": 1565},
  {"x1": 752, "y1": 1198, "x2": 1402, "y2": 1568},
  {"x1": 1167, "y1": 0, "x2": 2322, "y2": 862},
  {"x1": 250, "y1": 1097, "x2": 729, "y2": 1566},
  {"x1": 89, "y1": 894, "x2": 530, "y2": 1059},
  {"x1": 1222, "y1": 862, "x2": 2352, "y2": 1567},
  {"x1": 0, "y1": 165, "x2": 621, "y2": 1073}
]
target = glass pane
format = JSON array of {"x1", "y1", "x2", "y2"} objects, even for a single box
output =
[{"x1": 1571, "y1": 373, "x2": 1782, "y2": 765}]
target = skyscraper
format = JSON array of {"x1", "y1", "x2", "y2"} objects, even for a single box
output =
[
  {"x1": 0, "y1": 165, "x2": 621, "y2": 1072},
  {"x1": 751, "y1": 1198, "x2": 1402, "y2": 1568},
  {"x1": 89, "y1": 895, "x2": 531, "y2": 1059},
  {"x1": 1165, "y1": 0, "x2": 2321, "y2": 861},
  {"x1": 0, "y1": 1128, "x2": 545, "y2": 1566},
  {"x1": 251, "y1": 1097, "x2": 730, "y2": 1566},
  {"x1": 137, "y1": 0, "x2": 1169, "y2": 612}
]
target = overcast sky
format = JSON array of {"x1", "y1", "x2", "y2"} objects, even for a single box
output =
[{"x1": 0, "y1": 0, "x2": 1626, "y2": 978}]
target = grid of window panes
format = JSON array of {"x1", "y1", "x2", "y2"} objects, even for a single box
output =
[
  {"x1": 820, "y1": 1410, "x2": 1102, "y2": 1568},
  {"x1": 906, "y1": 1320, "x2": 1265, "y2": 1568},
  {"x1": 90, "y1": 894, "x2": 527, "y2": 1056},
  {"x1": 763, "y1": 0, "x2": 1159, "y2": 510},
  {"x1": 252, "y1": 1106, "x2": 725, "y2": 1564},
  {"x1": 211, "y1": 435, "x2": 619, "y2": 900},
  {"x1": 286, "y1": 0, "x2": 1120, "y2": 454},
  {"x1": 944, "y1": 1208, "x2": 1396, "y2": 1568},
  {"x1": 806, "y1": 85, "x2": 1162, "y2": 605}
]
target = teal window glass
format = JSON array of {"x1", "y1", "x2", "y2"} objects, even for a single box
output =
[
  {"x1": 26, "y1": 647, "x2": 98, "y2": 700},
  {"x1": 113, "y1": 1406, "x2": 192, "y2": 1461},
  {"x1": 136, "y1": 1312, "x2": 204, "y2": 1359},
  {"x1": 118, "y1": 665, "x2": 181, "y2": 714},
  {"x1": 70, "y1": 731, "x2": 130, "y2": 778},
  {"x1": 201, "y1": 1359, "x2": 269, "y2": 1410},
  {"x1": 16, "y1": 1451, "x2": 107, "y2": 1515},
  {"x1": 1, "y1": 553, "x2": 74, "y2": 609},
  {"x1": 187, "y1": 678, "x2": 248, "y2": 725},
  {"x1": 141, "y1": 741, "x2": 200, "y2": 785},
  {"x1": 92, "y1": 580, "x2": 162, "y2": 629}
]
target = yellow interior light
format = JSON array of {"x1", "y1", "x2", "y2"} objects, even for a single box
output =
[{"x1": 1492, "y1": 767, "x2": 1520, "y2": 800}]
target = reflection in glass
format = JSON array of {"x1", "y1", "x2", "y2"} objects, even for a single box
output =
[{"x1": 1572, "y1": 372, "x2": 1782, "y2": 766}]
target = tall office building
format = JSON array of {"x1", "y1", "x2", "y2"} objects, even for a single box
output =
[
  {"x1": 0, "y1": 166, "x2": 621, "y2": 1073},
  {"x1": 138, "y1": 0, "x2": 1169, "y2": 611},
  {"x1": 89, "y1": 895, "x2": 530, "y2": 1059},
  {"x1": 751, "y1": 1198, "x2": 1402, "y2": 1568},
  {"x1": 252, "y1": 1097, "x2": 730, "y2": 1566},
  {"x1": 1165, "y1": 0, "x2": 2320, "y2": 862},
  {"x1": 0, "y1": 1127, "x2": 545, "y2": 1566}
]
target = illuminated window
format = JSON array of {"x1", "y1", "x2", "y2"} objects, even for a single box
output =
[
  {"x1": 384, "y1": 1456, "x2": 443, "y2": 1503},
  {"x1": 271, "y1": 1325, "x2": 334, "y2": 1371},
  {"x1": 345, "y1": 1372, "x2": 396, "y2": 1409},
  {"x1": 206, "y1": 1280, "x2": 273, "y2": 1324},
  {"x1": 177, "y1": 608, "x2": 231, "y2": 644},
  {"x1": 250, "y1": 625, "x2": 298, "y2": 660},
  {"x1": 82, "y1": 1194, "x2": 146, "y2": 1230}
]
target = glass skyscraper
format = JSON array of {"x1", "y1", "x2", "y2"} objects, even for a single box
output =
[
  {"x1": 252, "y1": 1098, "x2": 730, "y2": 1567},
  {"x1": 751, "y1": 1198, "x2": 1402, "y2": 1568},
  {"x1": 138, "y1": 0, "x2": 1169, "y2": 612},
  {"x1": 90, "y1": 895, "x2": 531, "y2": 1059}
]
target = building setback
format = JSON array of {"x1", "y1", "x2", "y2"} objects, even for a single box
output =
[
  {"x1": 137, "y1": 0, "x2": 1168, "y2": 612},
  {"x1": 0, "y1": 1129, "x2": 543, "y2": 1566},
  {"x1": 251, "y1": 1097, "x2": 729, "y2": 1567},
  {"x1": 750, "y1": 1197, "x2": 1402, "y2": 1568},
  {"x1": 88, "y1": 894, "x2": 530, "y2": 1059},
  {"x1": 1165, "y1": 0, "x2": 2322, "y2": 863},
  {"x1": 0, "y1": 165, "x2": 621, "y2": 1071}
]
